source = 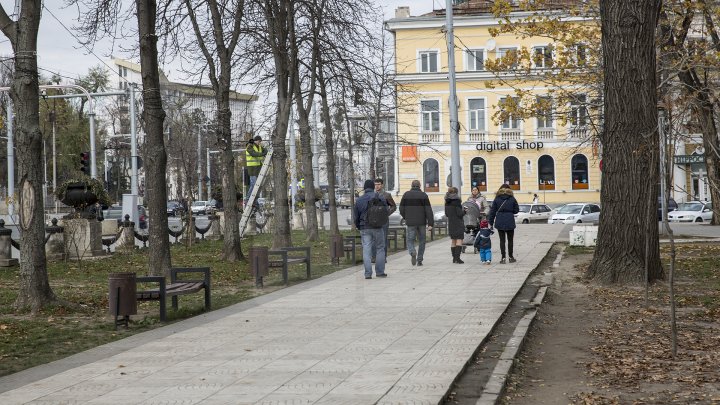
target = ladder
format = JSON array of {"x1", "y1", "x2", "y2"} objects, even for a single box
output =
[{"x1": 239, "y1": 149, "x2": 273, "y2": 238}]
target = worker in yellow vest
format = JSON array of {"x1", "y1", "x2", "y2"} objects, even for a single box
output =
[{"x1": 245, "y1": 135, "x2": 267, "y2": 206}]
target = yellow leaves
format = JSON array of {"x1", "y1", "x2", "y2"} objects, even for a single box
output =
[{"x1": 0, "y1": 324, "x2": 7, "y2": 330}]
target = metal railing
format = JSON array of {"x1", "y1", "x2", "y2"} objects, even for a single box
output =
[
  {"x1": 499, "y1": 130, "x2": 522, "y2": 141},
  {"x1": 419, "y1": 132, "x2": 443, "y2": 143},
  {"x1": 466, "y1": 131, "x2": 487, "y2": 142},
  {"x1": 535, "y1": 129, "x2": 555, "y2": 140},
  {"x1": 568, "y1": 126, "x2": 589, "y2": 140}
]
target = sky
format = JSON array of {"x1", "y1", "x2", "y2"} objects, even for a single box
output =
[{"x1": 0, "y1": 1, "x2": 437, "y2": 85}]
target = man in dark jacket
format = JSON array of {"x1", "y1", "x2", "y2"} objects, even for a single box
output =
[
  {"x1": 372, "y1": 178, "x2": 396, "y2": 263},
  {"x1": 399, "y1": 180, "x2": 434, "y2": 266},
  {"x1": 354, "y1": 179, "x2": 389, "y2": 279}
]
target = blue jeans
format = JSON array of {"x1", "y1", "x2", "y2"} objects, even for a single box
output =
[
  {"x1": 360, "y1": 228, "x2": 385, "y2": 277},
  {"x1": 406, "y1": 225, "x2": 426, "y2": 261},
  {"x1": 480, "y1": 248, "x2": 492, "y2": 262},
  {"x1": 246, "y1": 175, "x2": 258, "y2": 202},
  {"x1": 371, "y1": 224, "x2": 389, "y2": 259}
]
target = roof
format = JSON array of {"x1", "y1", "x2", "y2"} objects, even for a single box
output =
[{"x1": 423, "y1": 0, "x2": 583, "y2": 17}]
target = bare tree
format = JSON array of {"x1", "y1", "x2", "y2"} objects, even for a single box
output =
[
  {"x1": 0, "y1": 2, "x2": 57, "y2": 311},
  {"x1": 135, "y1": 0, "x2": 172, "y2": 276},
  {"x1": 177, "y1": 0, "x2": 247, "y2": 260}
]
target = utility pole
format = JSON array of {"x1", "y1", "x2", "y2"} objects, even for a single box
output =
[
  {"x1": 445, "y1": 0, "x2": 462, "y2": 197},
  {"x1": 129, "y1": 83, "x2": 139, "y2": 195},
  {"x1": 196, "y1": 125, "x2": 202, "y2": 201},
  {"x1": 206, "y1": 148, "x2": 211, "y2": 198},
  {"x1": 6, "y1": 100, "x2": 13, "y2": 217}
]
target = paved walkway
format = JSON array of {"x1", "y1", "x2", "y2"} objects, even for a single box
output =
[{"x1": 1, "y1": 225, "x2": 564, "y2": 405}]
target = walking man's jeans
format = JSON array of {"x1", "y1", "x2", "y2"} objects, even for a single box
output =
[
  {"x1": 361, "y1": 228, "x2": 386, "y2": 277},
  {"x1": 247, "y1": 175, "x2": 258, "y2": 202},
  {"x1": 371, "y1": 224, "x2": 389, "y2": 259},
  {"x1": 406, "y1": 225, "x2": 426, "y2": 261}
]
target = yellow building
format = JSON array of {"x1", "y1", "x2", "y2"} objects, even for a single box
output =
[{"x1": 386, "y1": 4, "x2": 601, "y2": 206}]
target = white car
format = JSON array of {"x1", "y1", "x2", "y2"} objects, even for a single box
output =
[
  {"x1": 190, "y1": 200, "x2": 208, "y2": 215},
  {"x1": 515, "y1": 204, "x2": 552, "y2": 224},
  {"x1": 548, "y1": 203, "x2": 601, "y2": 224},
  {"x1": 667, "y1": 201, "x2": 713, "y2": 223}
]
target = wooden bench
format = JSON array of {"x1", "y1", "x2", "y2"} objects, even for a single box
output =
[
  {"x1": 261, "y1": 247, "x2": 311, "y2": 287},
  {"x1": 136, "y1": 267, "x2": 211, "y2": 322},
  {"x1": 343, "y1": 235, "x2": 361, "y2": 264}
]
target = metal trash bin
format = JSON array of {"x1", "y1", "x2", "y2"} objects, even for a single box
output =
[
  {"x1": 330, "y1": 234, "x2": 343, "y2": 265},
  {"x1": 248, "y1": 246, "x2": 269, "y2": 287},
  {"x1": 109, "y1": 272, "x2": 137, "y2": 329}
]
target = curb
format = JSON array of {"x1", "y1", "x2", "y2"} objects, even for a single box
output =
[{"x1": 474, "y1": 257, "x2": 555, "y2": 404}]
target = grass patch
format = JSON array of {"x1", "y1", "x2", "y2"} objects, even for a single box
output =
[
  {"x1": 565, "y1": 245, "x2": 595, "y2": 255},
  {"x1": 0, "y1": 229, "x2": 398, "y2": 377}
]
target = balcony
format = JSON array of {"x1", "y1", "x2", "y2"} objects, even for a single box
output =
[
  {"x1": 419, "y1": 132, "x2": 442, "y2": 144},
  {"x1": 535, "y1": 128, "x2": 555, "y2": 140},
  {"x1": 466, "y1": 131, "x2": 487, "y2": 143},
  {"x1": 499, "y1": 130, "x2": 522, "y2": 141},
  {"x1": 568, "y1": 126, "x2": 589, "y2": 140}
]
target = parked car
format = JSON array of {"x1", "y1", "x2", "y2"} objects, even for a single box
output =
[
  {"x1": 667, "y1": 201, "x2": 713, "y2": 223},
  {"x1": 347, "y1": 207, "x2": 446, "y2": 228},
  {"x1": 657, "y1": 196, "x2": 678, "y2": 220},
  {"x1": 103, "y1": 205, "x2": 147, "y2": 229},
  {"x1": 190, "y1": 200, "x2": 208, "y2": 215},
  {"x1": 548, "y1": 203, "x2": 601, "y2": 224},
  {"x1": 166, "y1": 200, "x2": 184, "y2": 217},
  {"x1": 337, "y1": 193, "x2": 352, "y2": 209},
  {"x1": 515, "y1": 204, "x2": 552, "y2": 224}
]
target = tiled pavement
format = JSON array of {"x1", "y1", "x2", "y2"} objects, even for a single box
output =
[{"x1": 0, "y1": 225, "x2": 564, "y2": 405}]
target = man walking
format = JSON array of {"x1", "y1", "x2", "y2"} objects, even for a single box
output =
[
  {"x1": 245, "y1": 135, "x2": 267, "y2": 206},
  {"x1": 372, "y1": 178, "x2": 396, "y2": 263},
  {"x1": 399, "y1": 180, "x2": 434, "y2": 266},
  {"x1": 354, "y1": 179, "x2": 389, "y2": 279}
]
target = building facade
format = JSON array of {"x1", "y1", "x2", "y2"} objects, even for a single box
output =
[{"x1": 386, "y1": 4, "x2": 600, "y2": 205}]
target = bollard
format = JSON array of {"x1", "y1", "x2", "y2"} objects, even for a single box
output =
[
  {"x1": 330, "y1": 234, "x2": 343, "y2": 265},
  {"x1": 0, "y1": 219, "x2": 18, "y2": 267},
  {"x1": 108, "y1": 272, "x2": 137, "y2": 329},
  {"x1": 45, "y1": 218, "x2": 65, "y2": 261},
  {"x1": 248, "y1": 246, "x2": 269, "y2": 288}
]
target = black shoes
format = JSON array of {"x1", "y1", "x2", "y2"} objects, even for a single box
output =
[
  {"x1": 417, "y1": 260, "x2": 423, "y2": 266},
  {"x1": 500, "y1": 257, "x2": 506, "y2": 264},
  {"x1": 509, "y1": 257, "x2": 517, "y2": 263},
  {"x1": 451, "y1": 246, "x2": 464, "y2": 264},
  {"x1": 377, "y1": 273, "x2": 387, "y2": 278},
  {"x1": 411, "y1": 254, "x2": 417, "y2": 266},
  {"x1": 365, "y1": 276, "x2": 372, "y2": 279}
]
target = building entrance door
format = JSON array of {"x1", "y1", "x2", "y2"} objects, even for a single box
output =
[{"x1": 691, "y1": 170, "x2": 710, "y2": 202}]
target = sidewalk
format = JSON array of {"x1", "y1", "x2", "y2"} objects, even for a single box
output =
[{"x1": 0, "y1": 225, "x2": 564, "y2": 404}]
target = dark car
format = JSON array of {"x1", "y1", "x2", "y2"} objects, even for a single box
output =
[
  {"x1": 103, "y1": 205, "x2": 148, "y2": 229},
  {"x1": 658, "y1": 196, "x2": 678, "y2": 220},
  {"x1": 167, "y1": 201, "x2": 184, "y2": 217}
]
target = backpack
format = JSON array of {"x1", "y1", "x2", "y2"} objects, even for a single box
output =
[{"x1": 366, "y1": 193, "x2": 389, "y2": 228}]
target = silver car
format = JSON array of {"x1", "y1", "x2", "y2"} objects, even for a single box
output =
[
  {"x1": 515, "y1": 204, "x2": 552, "y2": 224},
  {"x1": 548, "y1": 203, "x2": 601, "y2": 224}
]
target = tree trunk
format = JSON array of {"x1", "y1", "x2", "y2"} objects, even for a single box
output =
[
  {"x1": 272, "y1": 99, "x2": 292, "y2": 249},
  {"x1": 588, "y1": 0, "x2": 663, "y2": 283},
  {"x1": 295, "y1": 104, "x2": 319, "y2": 241},
  {"x1": 136, "y1": 0, "x2": 171, "y2": 277},
  {"x1": 1, "y1": 2, "x2": 58, "y2": 311},
  {"x1": 217, "y1": 95, "x2": 243, "y2": 261},
  {"x1": 318, "y1": 72, "x2": 339, "y2": 235}
]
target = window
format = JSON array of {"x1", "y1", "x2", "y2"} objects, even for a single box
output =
[
  {"x1": 419, "y1": 51, "x2": 439, "y2": 73},
  {"x1": 423, "y1": 158, "x2": 440, "y2": 193},
  {"x1": 536, "y1": 96, "x2": 553, "y2": 128},
  {"x1": 421, "y1": 100, "x2": 440, "y2": 132},
  {"x1": 500, "y1": 97, "x2": 521, "y2": 129},
  {"x1": 470, "y1": 157, "x2": 487, "y2": 192},
  {"x1": 497, "y1": 47, "x2": 519, "y2": 68},
  {"x1": 572, "y1": 44, "x2": 587, "y2": 66},
  {"x1": 571, "y1": 154, "x2": 589, "y2": 189},
  {"x1": 468, "y1": 99, "x2": 486, "y2": 131},
  {"x1": 570, "y1": 94, "x2": 588, "y2": 127},
  {"x1": 533, "y1": 46, "x2": 553, "y2": 68},
  {"x1": 538, "y1": 155, "x2": 555, "y2": 190},
  {"x1": 503, "y1": 156, "x2": 521, "y2": 190},
  {"x1": 466, "y1": 49, "x2": 484, "y2": 71}
]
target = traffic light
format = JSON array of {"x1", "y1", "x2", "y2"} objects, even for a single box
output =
[{"x1": 80, "y1": 152, "x2": 90, "y2": 175}]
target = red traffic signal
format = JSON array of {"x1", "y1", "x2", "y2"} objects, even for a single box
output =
[{"x1": 80, "y1": 152, "x2": 90, "y2": 175}]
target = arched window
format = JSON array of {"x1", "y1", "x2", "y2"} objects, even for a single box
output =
[
  {"x1": 470, "y1": 157, "x2": 487, "y2": 192},
  {"x1": 571, "y1": 154, "x2": 589, "y2": 189},
  {"x1": 503, "y1": 156, "x2": 521, "y2": 190},
  {"x1": 423, "y1": 158, "x2": 440, "y2": 193},
  {"x1": 538, "y1": 155, "x2": 555, "y2": 190}
]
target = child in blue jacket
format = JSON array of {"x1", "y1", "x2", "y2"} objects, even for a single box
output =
[{"x1": 474, "y1": 219, "x2": 494, "y2": 264}]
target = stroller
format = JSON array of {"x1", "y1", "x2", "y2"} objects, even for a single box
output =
[{"x1": 461, "y1": 200, "x2": 482, "y2": 253}]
